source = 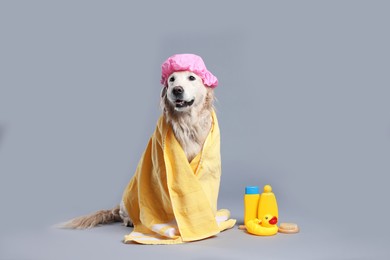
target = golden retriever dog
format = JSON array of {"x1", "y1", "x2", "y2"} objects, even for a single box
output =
[{"x1": 61, "y1": 55, "x2": 217, "y2": 229}]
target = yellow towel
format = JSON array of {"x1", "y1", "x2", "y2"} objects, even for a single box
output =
[{"x1": 122, "y1": 110, "x2": 236, "y2": 244}]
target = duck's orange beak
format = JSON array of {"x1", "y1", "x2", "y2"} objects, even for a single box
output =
[{"x1": 269, "y1": 216, "x2": 278, "y2": 225}]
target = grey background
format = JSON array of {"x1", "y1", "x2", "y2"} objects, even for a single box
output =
[{"x1": 1, "y1": 0, "x2": 389, "y2": 259}]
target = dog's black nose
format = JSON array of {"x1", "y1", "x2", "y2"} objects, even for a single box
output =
[{"x1": 172, "y1": 86, "x2": 184, "y2": 96}]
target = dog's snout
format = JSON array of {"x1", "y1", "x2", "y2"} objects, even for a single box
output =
[{"x1": 172, "y1": 86, "x2": 184, "y2": 96}]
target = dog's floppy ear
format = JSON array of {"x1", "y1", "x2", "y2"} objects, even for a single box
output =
[{"x1": 161, "y1": 86, "x2": 167, "y2": 98}]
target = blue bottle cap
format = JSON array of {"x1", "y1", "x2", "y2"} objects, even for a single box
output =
[{"x1": 245, "y1": 186, "x2": 259, "y2": 194}]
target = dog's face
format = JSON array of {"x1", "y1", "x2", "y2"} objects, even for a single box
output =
[{"x1": 163, "y1": 71, "x2": 208, "y2": 112}]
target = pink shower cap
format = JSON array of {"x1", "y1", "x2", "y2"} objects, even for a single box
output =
[{"x1": 161, "y1": 54, "x2": 218, "y2": 88}]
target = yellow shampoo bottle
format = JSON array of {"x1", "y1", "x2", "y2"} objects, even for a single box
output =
[
  {"x1": 257, "y1": 185, "x2": 278, "y2": 221},
  {"x1": 244, "y1": 186, "x2": 260, "y2": 225}
]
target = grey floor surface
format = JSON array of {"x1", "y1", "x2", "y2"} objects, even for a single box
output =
[{"x1": 1, "y1": 203, "x2": 389, "y2": 260}]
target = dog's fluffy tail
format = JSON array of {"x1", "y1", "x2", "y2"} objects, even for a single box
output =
[{"x1": 58, "y1": 205, "x2": 122, "y2": 229}]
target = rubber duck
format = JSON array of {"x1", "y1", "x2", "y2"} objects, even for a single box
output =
[{"x1": 245, "y1": 214, "x2": 278, "y2": 236}]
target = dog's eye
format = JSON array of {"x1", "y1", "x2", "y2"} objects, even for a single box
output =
[
  {"x1": 169, "y1": 76, "x2": 175, "y2": 82},
  {"x1": 188, "y1": 75, "x2": 196, "y2": 81}
]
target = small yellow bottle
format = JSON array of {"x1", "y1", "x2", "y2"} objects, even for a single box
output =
[
  {"x1": 244, "y1": 186, "x2": 260, "y2": 225},
  {"x1": 257, "y1": 185, "x2": 278, "y2": 221}
]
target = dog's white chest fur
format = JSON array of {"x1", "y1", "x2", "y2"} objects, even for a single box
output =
[{"x1": 170, "y1": 111, "x2": 212, "y2": 162}]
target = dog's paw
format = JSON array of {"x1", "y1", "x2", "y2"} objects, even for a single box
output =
[
  {"x1": 119, "y1": 201, "x2": 133, "y2": 227},
  {"x1": 123, "y1": 218, "x2": 133, "y2": 227}
]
